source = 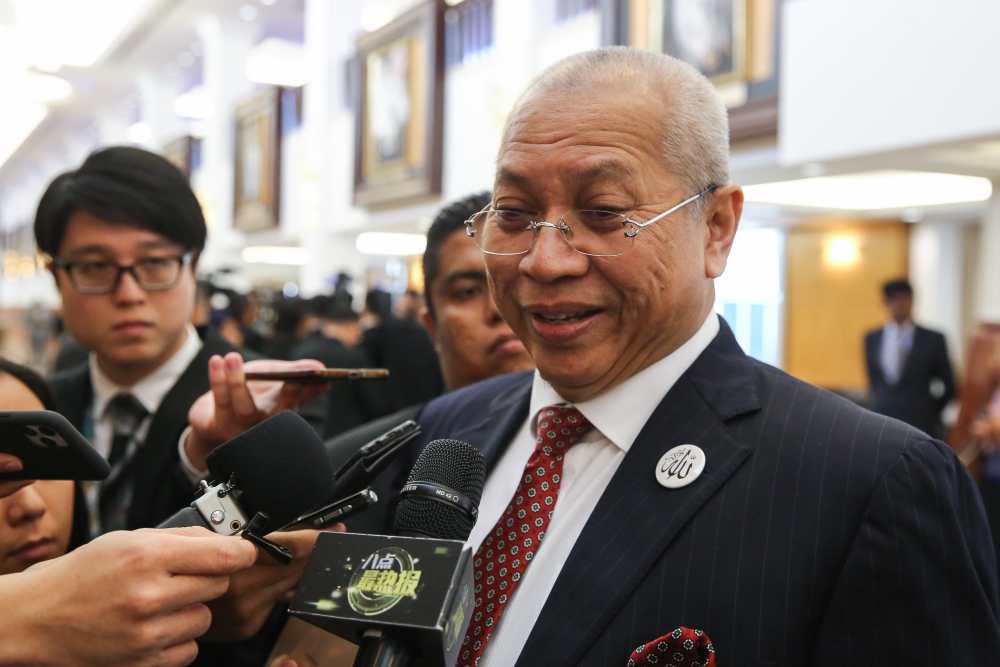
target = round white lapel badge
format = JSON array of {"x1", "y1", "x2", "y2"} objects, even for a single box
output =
[{"x1": 655, "y1": 444, "x2": 706, "y2": 489}]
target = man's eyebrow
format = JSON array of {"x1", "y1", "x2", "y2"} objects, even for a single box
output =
[
  {"x1": 495, "y1": 160, "x2": 633, "y2": 190},
  {"x1": 572, "y1": 160, "x2": 634, "y2": 182},
  {"x1": 63, "y1": 240, "x2": 180, "y2": 258},
  {"x1": 441, "y1": 270, "x2": 486, "y2": 288}
]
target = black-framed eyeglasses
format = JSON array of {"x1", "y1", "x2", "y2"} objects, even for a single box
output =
[
  {"x1": 464, "y1": 184, "x2": 717, "y2": 258},
  {"x1": 52, "y1": 253, "x2": 193, "y2": 294}
]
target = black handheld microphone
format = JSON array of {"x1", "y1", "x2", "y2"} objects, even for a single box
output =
[
  {"x1": 158, "y1": 411, "x2": 336, "y2": 562},
  {"x1": 289, "y1": 438, "x2": 486, "y2": 667}
]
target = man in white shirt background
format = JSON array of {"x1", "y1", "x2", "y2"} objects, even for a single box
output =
[{"x1": 864, "y1": 278, "x2": 956, "y2": 438}]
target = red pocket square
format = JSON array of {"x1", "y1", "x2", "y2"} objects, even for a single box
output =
[{"x1": 626, "y1": 626, "x2": 716, "y2": 666}]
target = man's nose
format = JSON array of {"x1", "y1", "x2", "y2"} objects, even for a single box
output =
[
  {"x1": 111, "y1": 268, "x2": 147, "y2": 303},
  {"x1": 519, "y1": 221, "x2": 589, "y2": 283},
  {"x1": 5, "y1": 486, "x2": 47, "y2": 526}
]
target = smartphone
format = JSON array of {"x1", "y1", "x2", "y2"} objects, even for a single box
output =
[
  {"x1": 244, "y1": 368, "x2": 390, "y2": 383},
  {"x1": 281, "y1": 488, "x2": 379, "y2": 530},
  {"x1": 0, "y1": 411, "x2": 110, "y2": 481}
]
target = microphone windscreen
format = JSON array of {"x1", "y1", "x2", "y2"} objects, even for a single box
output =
[
  {"x1": 206, "y1": 411, "x2": 333, "y2": 531},
  {"x1": 392, "y1": 438, "x2": 485, "y2": 541}
]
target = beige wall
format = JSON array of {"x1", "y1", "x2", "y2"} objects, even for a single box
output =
[{"x1": 784, "y1": 219, "x2": 909, "y2": 391}]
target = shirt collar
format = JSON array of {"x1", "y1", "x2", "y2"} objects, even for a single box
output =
[
  {"x1": 885, "y1": 320, "x2": 914, "y2": 336},
  {"x1": 90, "y1": 324, "x2": 201, "y2": 420},
  {"x1": 528, "y1": 312, "x2": 720, "y2": 453}
]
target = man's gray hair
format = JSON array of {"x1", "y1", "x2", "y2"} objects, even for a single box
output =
[{"x1": 500, "y1": 46, "x2": 730, "y2": 192}]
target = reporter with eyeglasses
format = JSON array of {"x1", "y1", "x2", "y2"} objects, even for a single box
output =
[{"x1": 32, "y1": 146, "x2": 328, "y2": 666}]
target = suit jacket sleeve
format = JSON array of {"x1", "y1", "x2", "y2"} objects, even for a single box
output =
[
  {"x1": 814, "y1": 437, "x2": 1000, "y2": 664},
  {"x1": 863, "y1": 331, "x2": 881, "y2": 392},
  {"x1": 932, "y1": 331, "x2": 957, "y2": 408}
]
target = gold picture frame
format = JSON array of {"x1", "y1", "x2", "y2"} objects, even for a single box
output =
[
  {"x1": 234, "y1": 87, "x2": 282, "y2": 232},
  {"x1": 353, "y1": 1, "x2": 444, "y2": 208},
  {"x1": 647, "y1": 0, "x2": 749, "y2": 85}
]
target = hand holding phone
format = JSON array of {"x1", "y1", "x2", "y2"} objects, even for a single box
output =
[{"x1": 0, "y1": 411, "x2": 109, "y2": 481}]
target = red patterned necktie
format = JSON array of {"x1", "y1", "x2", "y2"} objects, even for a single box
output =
[
  {"x1": 458, "y1": 405, "x2": 592, "y2": 667},
  {"x1": 627, "y1": 627, "x2": 717, "y2": 666}
]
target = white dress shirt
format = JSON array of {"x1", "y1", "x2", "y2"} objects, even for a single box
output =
[
  {"x1": 86, "y1": 324, "x2": 201, "y2": 529},
  {"x1": 469, "y1": 312, "x2": 720, "y2": 666},
  {"x1": 879, "y1": 320, "x2": 914, "y2": 385}
]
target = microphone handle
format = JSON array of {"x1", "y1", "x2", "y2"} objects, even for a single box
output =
[
  {"x1": 158, "y1": 505, "x2": 209, "y2": 529},
  {"x1": 353, "y1": 628, "x2": 411, "y2": 667}
]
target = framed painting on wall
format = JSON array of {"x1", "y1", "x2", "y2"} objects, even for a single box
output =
[
  {"x1": 353, "y1": 0, "x2": 444, "y2": 208},
  {"x1": 648, "y1": 0, "x2": 748, "y2": 85},
  {"x1": 234, "y1": 87, "x2": 282, "y2": 232},
  {"x1": 626, "y1": 0, "x2": 780, "y2": 141}
]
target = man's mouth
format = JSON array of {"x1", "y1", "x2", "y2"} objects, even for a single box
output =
[
  {"x1": 526, "y1": 304, "x2": 604, "y2": 342},
  {"x1": 9, "y1": 536, "x2": 57, "y2": 562},
  {"x1": 533, "y1": 309, "x2": 601, "y2": 323}
]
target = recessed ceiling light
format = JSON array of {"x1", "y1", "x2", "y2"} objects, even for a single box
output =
[
  {"x1": 743, "y1": 170, "x2": 992, "y2": 210},
  {"x1": 356, "y1": 233, "x2": 427, "y2": 256}
]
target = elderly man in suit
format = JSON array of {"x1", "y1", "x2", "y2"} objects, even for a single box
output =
[
  {"x1": 864, "y1": 278, "x2": 956, "y2": 438},
  {"x1": 202, "y1": 48, "x2": 1000, "y2": 665}
]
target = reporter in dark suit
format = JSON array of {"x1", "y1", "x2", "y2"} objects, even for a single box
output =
[
  {"x1": 864, "y1": 278, "x2": 956, "y2": 438},
  {"x1": 34, "y1": 146, "x2": 326, "y2": 666}
]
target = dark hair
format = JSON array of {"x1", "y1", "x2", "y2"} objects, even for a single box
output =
[
  {"x1": 307, "y1": 295, "x2": 360, "y2": 324},
  {"x1": 365, "y1": 289, "x2": 393, "y2": 321},
  {"x1": 0, "y1": 358, "x2": 58, "y2": 411},
  {"x1": 34, "y1": 146, "x2": 207, "y2": 257},
  {"x1": 422, "y1": 191, "x2": 492, "y2": 319},
  {"x1": 882, "y1": 278, "x2": 913, "y2": 300}
]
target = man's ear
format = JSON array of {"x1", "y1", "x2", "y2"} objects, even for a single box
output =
[
  {"x1": 47, "y1": 262, "x2": 61, "y2": 287},
  {"x1": 419, "y1": 305, "x2": 438, "y2": 345},
  {"x1": 704, "y1": 185, "x2": 743, "y2": 279}
]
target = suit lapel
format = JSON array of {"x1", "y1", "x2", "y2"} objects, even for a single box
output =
[
  {"x1": 51, "y1": 364, "x2": 93, "y2": 433},
  {"x1": 450, "y1": 376, "x2": 532, "y2": 473},
  {"x1": 517, "y1": 322, "x2": 760, "y2": 666}
]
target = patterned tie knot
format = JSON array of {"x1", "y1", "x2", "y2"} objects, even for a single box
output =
[
  {"x1": 106, "y1": 393, "x2": 148, "y2": 436},
  {"x1": 535, "y1": 405, "x2": 591, "y2": 456}
]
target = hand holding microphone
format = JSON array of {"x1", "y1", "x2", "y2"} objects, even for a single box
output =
[{"x1": 0, "y1": 526, "x2": 256, "y2": 667}]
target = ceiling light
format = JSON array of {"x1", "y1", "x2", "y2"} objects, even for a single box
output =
[
  {"x1": 245, "y1": 38, "x2": 308, "y2": 87},
  {"x1": 23, "y1": 72, "x2": 73, "y2": 103},
  {"x1": 356, "y1": 232, "x2": 427, "y2": 256},
  {"x1": 16, "y1": 0, "x2": 159, "y2": 70},
  {"x1": 259, "y1": 0, "x2": 278, "y2": 6},
  {"x1": 743, "y1": 170, "x2": 992, "y2": 210},
  {"x1": 0, "y1": 102, "x2": 47, "y2": 168},
  {"x1": 173, "y1": 85, "x2": 207, "y2": 120},
  {"x1": 242, "y1": 246, "x2": 308, "y2": 265}
]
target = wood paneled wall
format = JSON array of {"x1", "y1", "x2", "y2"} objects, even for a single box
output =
[{"x1": 784, "y1": 220, "x2": 909, "y2": 391}]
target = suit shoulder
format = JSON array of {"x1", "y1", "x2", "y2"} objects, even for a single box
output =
[
  {"x1": 746, "y1": 357, "x2": 936, "y2": 468},
  {"x1": 421, "y1": 371, "x2": 532, "y2": 423}
]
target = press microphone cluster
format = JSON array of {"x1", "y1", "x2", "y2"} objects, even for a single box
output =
[
  {"x1": 159, "y1": 412, "x2": 421, "y2": 562},
  {"x1": 289, "y1": 437, "x2": 487, "y2": 667},
  {"x1": 158, "y1": 411, "x2": 336, "y2": 561}
]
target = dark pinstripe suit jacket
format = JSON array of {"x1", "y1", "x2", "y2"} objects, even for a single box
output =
[{"x1": 347, "y1": 318, "x2": 1000, "y2": 665}]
